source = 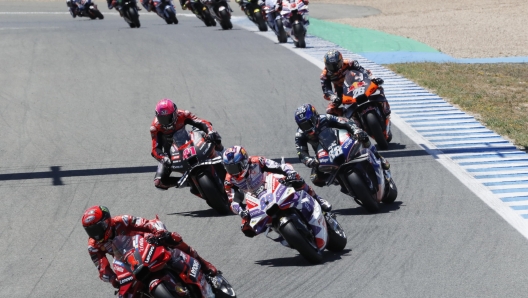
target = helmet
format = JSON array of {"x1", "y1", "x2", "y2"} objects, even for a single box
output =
[
  {"x1": 155, "y1": 98, "x2": 177, "y2": 127},
  {"x1": 294, "y1": 104, "x2": 319, "y2": 133},
  {"x1": 222, "y1": 146, "x2": 249, "y2": 178},
  {"x1": 324, "y1": 49, "x2": 343, "y2": 74},
  {"x1": 82, "y1": 206, "x2": 112, "y2": 243}
]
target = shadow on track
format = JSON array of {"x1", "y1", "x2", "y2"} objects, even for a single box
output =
[
  {"x1": 255, "y1": 249, "x2": 352, "y2": 267},
  {"x1": 332, "y1": 201, "x2": 403, "y2": 216},
  {"x1": 167, "y1": 209, "x2": 234, "y2": 217}
]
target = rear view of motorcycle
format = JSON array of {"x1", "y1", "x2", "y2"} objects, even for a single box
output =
[
  {"x1": 67, "y1": 0, "x2": 104, "y2": 19},
  {"x1": 279, "y1": 0, "x2": 309, "y2": 48},
  {"x1": 187, "y1": 0, "x2": 217, "y2": 27},
  {"x1": 118, "y1": 0, "x2": 141, "y2": 28},
  {"x1": 341, "y1": 70, "x2": 393, "y2": 150},
  {"x1": 236, "y1": 0, "x2": 268, "y2": 31},
  {"x1": 145, "y1": 0, "x2": 179, "y2": 24},
  {"x1": 206, "y1": 0, "x2": 233, "y2": 30},
  {"x1": 317, "y1": 127, "x2": 398, "y2": 213},
  {"x1": 263, "y1": 3, "x2": 287, "y2": 43}
]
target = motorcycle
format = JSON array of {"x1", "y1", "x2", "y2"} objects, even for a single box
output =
[
  {"x1": 187, "y1": 0, "x2": 217, "y2": 27},
  {"x1": 279, "y1": 0, "x2": 309, "y2": 48},
  {"x1": 244, "y1": 173, "x2": 347, "y2": 263},
  {"x1": 171, "y1": 128, "x2": 231, "y2": 215},
  {"x1": 263, "y1": 3, "x2": 287, "y2": 43},
  {"x1": 67, "y1": 0, "x2": 104, "y2": 19},
  {"x1": 112, "y1": 232, "x2": 236, "y2": 297},
  {"x1": 236, "y1": 0, "x2": 268, "y2": 31},
  {"x1": 203, "y1": 0, "x2": 233, "y2": 30},
  {"x1": 145, "y1": 0, "x2": 179, "y2": 24},
  {"x1": 316, "y1": 127, "x2": 397, "y2": 213},
  {"x1": 117, "y1": 0, "x2": 141, "y2": 28},
  {"x1": 341, "y1": 69, "x2": 392, "y2": 150}
]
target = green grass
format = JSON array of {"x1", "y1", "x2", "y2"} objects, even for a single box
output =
[{"x1": 385, "y1": 63, "x2": 528, "y2": 149}]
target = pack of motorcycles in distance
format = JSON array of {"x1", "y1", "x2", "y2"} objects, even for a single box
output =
[{"x1": 67, "y1": 0, "x2": 310, "y2": 47}]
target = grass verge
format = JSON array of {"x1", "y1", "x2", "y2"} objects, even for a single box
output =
[{"x1": 385, "y1": 63, "x2": 528, "y2": 149}]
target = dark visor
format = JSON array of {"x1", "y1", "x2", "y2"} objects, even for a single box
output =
[
  {"x1": 298, "y1": 119, "x2": 315, "y2": 132},
  {"x1": 225, "y1": 162, "x2": 245, "y2": 175},
  {"x1": 327, "y1": 63, "x2": 339, "y2": 73},
  {"x1": 84, "y1": 220, "x2": 108, "y2": 241},
  {"x1": 157, "y1": 114, "x2": 173, "y2": 126}
]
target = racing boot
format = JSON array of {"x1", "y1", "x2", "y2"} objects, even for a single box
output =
[{"x1": 154, "y1": 177, "x2": 179, "y2": 190}]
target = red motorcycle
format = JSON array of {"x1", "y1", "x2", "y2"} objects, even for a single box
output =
[{"x1": 112, "y1": 232, "x2": 236, "y2": 298}]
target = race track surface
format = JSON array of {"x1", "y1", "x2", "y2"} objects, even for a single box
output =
[{"x1": 2, "y1": 4, "x2": 528, "y2": 297}]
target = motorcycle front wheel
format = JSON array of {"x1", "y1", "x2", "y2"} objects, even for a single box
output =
[
  {"x1": 325, "y1": 215, "x2": 347, "y2": 252},
  {"x1": 347, "y1": 172, "x2": 379, "y2": 213},
  {"x1": 197, "y1": 174, "x2": 230, "y2": 215},
  {"x1": 151, "y1": 282, "x2": 178, "y2": 298},
  {"x1": 366, "y1": 111, "x2": 389, "y2": 150},
  {"x1": 280, "y1": 221, "x2": 323, "y2": 264}
]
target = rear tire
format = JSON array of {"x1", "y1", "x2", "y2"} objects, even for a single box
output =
[
  {"x1": 366, "y1": 112, "x2": 389, "y2": 150},
  {"x1": 347, "y1": 172, "x2": 379, "y2": 213},
  {"x1": 165, "y1": 9, "x2": 176, "y2": 24},
  {"x1": 293, "y1": 23, "x2": 305, "y2": 48},
  {"x1": 325, "y1": 216, "x2": 347, "y2": 252},
  {"x1": 128, "y1": 6, "x2": 140, "y2": 28},
  {"x1": 280, "y1": 221, "x2": 323, "y2": 264},
  {"x1": 197, "y1": 174, "x2": 230, "y2": 215},
  {"x1": 382, "y1": 177, "x2": 398, "y2": 204},
  {"x1": 254, "y1": 11, "x2": 268, "y2": 31},
  {"x1": 276, "y1": 19, "x2": 287, "y2": 43},
  {"x1": 219, "y1": 9, "x2": 232, "y2": 30}
]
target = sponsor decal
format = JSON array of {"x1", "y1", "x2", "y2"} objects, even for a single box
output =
[
  {"x1": 119, "y1": 276, "x2": 133, "y2": 285},
  {"x1": 145, "y1": 246, "x2": 155, "y2": 263},
  {"x1": 189, "y1": 260, "x2": 199, "y2": 279},
  {"x1": 115, "y1": 266, "x2": 124, "y2": 273},
  {"x1": 342, "y1": 138, "x2": 352, "y2": 149}
]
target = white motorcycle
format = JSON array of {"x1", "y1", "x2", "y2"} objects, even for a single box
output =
[{"x1": 279, "y1": 0, "x2": 309, "y2": 47}]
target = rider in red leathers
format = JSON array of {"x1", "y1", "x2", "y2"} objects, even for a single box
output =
[
  {"x1": 82, "y1": 205, "x2": 217, "y2": 291},
  {"x1": 222, "y1": 146, "x2": 331, "y2": 237},
  {"x1": 150, "y1": 98, "x2": 223, "y2": 193}
]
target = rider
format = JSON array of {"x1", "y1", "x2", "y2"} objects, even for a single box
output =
[
  {"x1": 150, "y1": 98, "x2": 223, "y2": 193},
  {"x1": 107, "y1": 0, "x2": 141, "y2": 15},
  {"x1": 82, "y1": 205, "x2": 217, "y2": 289},
  {"x1": 294, "y1": 103, "x2": 389, "y2": 188},
  {"x1": 66, "y1": 0, "x2": 82, "y2": 17},
  {"x1": 140, "y1": 0, "x2": 175, "y2": 17},
  {"x1": 222, "y1": 145, "x2": 332, "y2": 237},
  {"x1": 321, "y1": 49, "x2": 389, "y2": 117}
]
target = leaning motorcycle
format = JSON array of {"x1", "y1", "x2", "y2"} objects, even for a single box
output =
[
  {"x1": 117, "y1": 0, "x2": 141, "y2": 28},
  {"x1": 236, "y1": 0, "x2": 268, "y2": 31},
  {"x1": 316, "y1": 127, "x2": 397, "y2": 213},
  {"x1": 340, "y1": 69, "x2": 392, "y2": 150},
  {"x1": 279, "y1": 0, "x2": 309, "y2": 48},
  {"x1": 171, "y1": 128, "x2": 231, "y2": 215},
  {"x1": 244, "y1": 173, "x2": 347, "y2": 263},
  {"x1": 204, "y1": 0, "x2": 233, "y2": 30},
  {"x1": 67, "y1": 0, "x2": 104, "y2": 19},
  {"x1": 146, "y1": 0, "x2": 179, "y2": 24},
  {"x1": 112, "y1": 232, "x2": 236, "y2": 297},
  {"x1": 263, "y1": 4, "x2": 287, "y2": 43}
]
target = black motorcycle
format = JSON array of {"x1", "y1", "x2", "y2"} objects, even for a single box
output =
[
  {"x1": 236, "y1": 0, "x2": 268, "y2": 31},
  {"x1": 67, "y1": 0, "x2": 104, "y2": 19},
  {"x1": 187, "y1": 0, "x2": 217, "y2": 27},
  {"x1": 171, "y1": 128, "x2": 230, "y2": 214},
  {"x1": 117, "y1": 0, "x2": 141, "y2": 28},
  {"x1": 206, "y1": 0, "x2": 233, "y2": 30}
]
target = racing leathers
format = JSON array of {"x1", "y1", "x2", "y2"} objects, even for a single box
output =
[
  {"x1": 140, "y1": 0, "x2": 174, "y2": 17},
  {"x1": 321, "y1": 59, "x2": 390, "y2": 117},
  {"x1": 150, "y1": 109, "x2": 222, "y2": 191},
  {"x1": 87, "y1": 215, "x2": 217, "y2": 289},
  {"x1": 295, "y1": 114, "x2": 389, "y2": 187},
  {"x1": 224, "y1": 156, "x2": 331, "y2": 237}
]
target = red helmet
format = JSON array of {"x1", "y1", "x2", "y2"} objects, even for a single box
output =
[
  {"x1": 155, "y1": 98, "x2": 177, "y2": 127},
  {"x1": 82, "y1": 206, "x2": 112, "y2": 243}
]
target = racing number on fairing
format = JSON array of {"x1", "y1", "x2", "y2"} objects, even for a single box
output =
[
  {"x1": 352, "y1": 87, "x2": 366, "y2": 98},
  {"x1": 328, "y1": 144, "x2": 343, "y2": 161},
  {"x1": 182, "y1": 147, "x2": 197, "y2": 160}
]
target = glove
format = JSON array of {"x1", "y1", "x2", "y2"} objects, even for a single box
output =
[
  {"x1": 371, "y1": 77, "x2": 384, "y2": 86},
  {"x1": 147, "y1": 230, "x2": 171, "y2": 246},
  {"x1": 241, "y1": 221, "x2": 256, "y2": 238},
  {"x1": 161, "y1": 156, "x2": 171, "y2": 167},
  {"x1": 355, "y1": 130, "x2": 369, "y2": 143},
  {"x1": 240, "y1": 209, "x2": 250, "y2": 220},
  {"x1": 305, "y1": 157, "x2": 319, "y2": 168},
  {"x1": 285, "y1": 172, "x2": 301, "y2": 182},
  {"x1": 330, "y1": 94, "x2": 342, "y2": 106},
  {"x1": 206, "y1": 130, "x2": 221, "y2": 142}
]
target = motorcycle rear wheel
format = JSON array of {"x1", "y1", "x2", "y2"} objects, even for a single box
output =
[
  {"x1": 347, "y1": 172, "x2": 379, "y2": 213},
  {"x1": 128, "y1": 7, "x2": 140, "y2": 28},
  {"x1": 280, "y1": 221, "x2": 323, "y2": 264},
  {"x1": 366, "y1": 112, "x2": 389, "y2": 150},
  {"x1": 219, "y1": 9, "x2": 232, "y2": 30},
  {"x1": 197, "y1": 174, "x2": 230, "y2": 215},
  {"x1": 254, "y1": 11, "x2": 268, "y2": 31},
  {"x1": 276, "y1": 19, "x2": 287, "y2": 43},
  {"x1": 293, "y1": 23, "x2": 305, "y2": 48}
]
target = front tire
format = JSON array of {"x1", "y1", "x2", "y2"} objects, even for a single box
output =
[
  {"x1": 280, "y1": 221, "x2": 323, "y2": 264},
  {"x1": 325, "y1": 215, "x2": 347, "y2": 252},
  {"x1": 197, "y1": 174, "x2": 230, "y2": 215},
  {"x1": 151, "y1": 282, "x2": 177, "y2": 298},
  {"x1": 347, "y1": 172, "x2": 379, "y2": 213},
  {"x1": 366, "y1": 112, "x2": 389, "y2": 150},
  {"x1": 382, "y1": 177, "x2": 398, "y2": 204}
]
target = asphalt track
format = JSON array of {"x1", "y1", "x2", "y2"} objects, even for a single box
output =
[{"x1": 2, "y1": 3, "x2": 528, "y2": 298}]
